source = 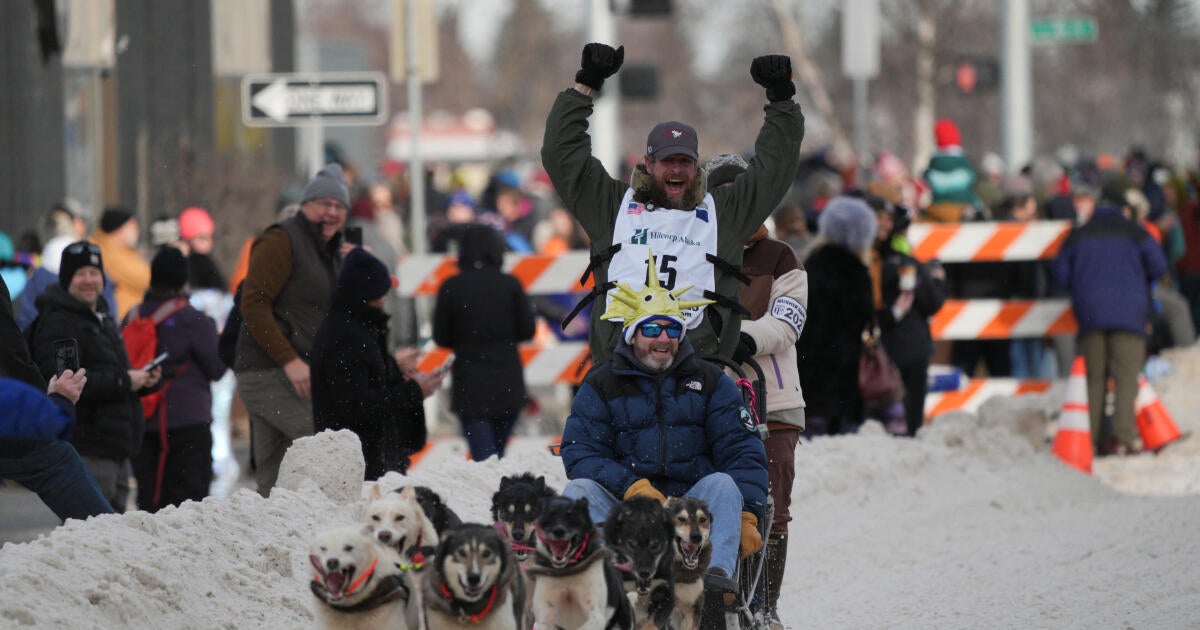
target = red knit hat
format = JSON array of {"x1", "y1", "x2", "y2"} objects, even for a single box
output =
[{"x1": 934, "y1": 119, "x2": 961, "y2": 149}]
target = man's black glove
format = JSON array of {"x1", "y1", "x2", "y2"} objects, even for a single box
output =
[
  {"x1": 750, "y1": 55, "x2": 796, "y2": 102},
  {"x1": 732, "y1": 332, "x2": 758, "y2": 365},
  {"x1": 575, "y1": 43, "x2": 625, "y2": 92}
]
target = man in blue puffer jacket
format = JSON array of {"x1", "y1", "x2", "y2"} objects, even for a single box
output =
[
  {"x1": 1053, "y1": 183, "x2": 1168, "y2": 455},
  {"x1": 560, "y1": 253, "x2": 769, "y2": 588}
]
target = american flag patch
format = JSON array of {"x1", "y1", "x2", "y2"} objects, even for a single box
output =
[{"x1": 626, "y1": 202, "x2": 644, "y2": 214}]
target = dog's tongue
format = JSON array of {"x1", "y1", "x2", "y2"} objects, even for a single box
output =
[
  {"x1": 325, "y1": 571, "x2": 347, "y2": 597},
  {"x1": 547, "y1": 539, "x2": 571, "y2": 560},
  {"x1": 681, "y1": 542, "x2": 701, "y2": 566}
]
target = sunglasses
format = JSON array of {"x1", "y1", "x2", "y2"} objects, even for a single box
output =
[
  {"x1": 65, "y1": 242, "x2": 101, "y2": 255},
  {"x1": 638, "y1": 321, "x2": 683, "y2": 339}
]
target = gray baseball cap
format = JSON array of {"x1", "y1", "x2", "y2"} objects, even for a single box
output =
[{"x1": 646, "y1": 121, "x2": 699, "y2": 161}]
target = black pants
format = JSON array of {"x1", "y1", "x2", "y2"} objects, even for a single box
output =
[
  {"x1": 132, "y1": 424, "x2": 213, "y2": 512},
  {"x1": 951, "y1": 339, "x2": 1012, "y2": 377},
  {"x1": 898, "y1": 360, "x2": 929, "y2": 437}
]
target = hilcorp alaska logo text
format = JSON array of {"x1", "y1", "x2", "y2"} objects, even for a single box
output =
[{"x1": 630, "y1": 228, "x2": 703, "y2": 247}]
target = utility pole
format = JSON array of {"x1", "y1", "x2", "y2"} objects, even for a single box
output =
[
  {"x1": 1001, "y1": 0, "x2": 1033, "y2": 173},
  {"x1": 406, "y1": 0, "x2": 426, "y2": 256},
  {"x1": 589, "y1": 0, "x2": 619, "y2": 175}
]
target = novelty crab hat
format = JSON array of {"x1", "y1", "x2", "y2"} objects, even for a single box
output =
[{"x1": 600, "y1": 249, "x2": 715, "y2": 344}]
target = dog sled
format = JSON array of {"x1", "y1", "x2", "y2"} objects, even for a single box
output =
[{"x1": 699, "y1": 355, "x2": 775, "y2": 630}]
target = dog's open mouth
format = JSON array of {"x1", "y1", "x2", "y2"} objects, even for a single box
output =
[
  {"x1": 458, "y1": 577, "x2": 487, "y2": 601},
  {"x1": 542, "y1": 536, "x2": 579, "y2": 567},
  {"x1": 677, "y1": 539, "x2": 703, "y2": 570},
  {"x1": 310, "y1": 554, "x2": 355, "y2": 601}
]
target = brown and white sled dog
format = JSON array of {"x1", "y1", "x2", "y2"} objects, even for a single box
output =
[
  {"x1": 309, "y1": 526, "x2": 412, "y2": 630},
  {"x1": 665, "y1": 497, "x2": 713, "y2": 630},
  {"x1": 422, "y1": 524, "x2": 528, "y2": 629},
  {"x1": 362, "y1": 483, "x2": 440, "y2": 628},
  {"x1": 526, "y1": 496, "x2": 633, "y2": 630}
]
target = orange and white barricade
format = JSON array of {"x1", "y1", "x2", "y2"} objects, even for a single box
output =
[
  {"x1": 397, "y1": 251, "x2": 592, "y2": 297},
  {"x1": 930, "y1": 298, "x2": 1077, "y2": 340},
  {"x1": 908, "y1": 220, "x2": 1071, "y2": 263},
  {"x1": 415, "y1": 341, "x2": 591, "y2": 387},
  {"x1": 924, "y1": 378, "x2": 1053, "y2": 419}
]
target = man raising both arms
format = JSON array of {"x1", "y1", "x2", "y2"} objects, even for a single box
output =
[{"x1": 541, "y1": 43, "x2": 805, "y2": 363}]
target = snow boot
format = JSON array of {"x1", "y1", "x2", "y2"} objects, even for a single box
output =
[{"x1": 766, "y1": 532, "x2": 788, "y2": 629}]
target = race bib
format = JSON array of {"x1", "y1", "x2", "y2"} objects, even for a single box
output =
[{"x1": 770, "y1": 296, "x2": 806, "y2": 336}]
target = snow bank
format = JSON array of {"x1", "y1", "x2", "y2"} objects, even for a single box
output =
[{"x1": 3, "y1": 369, "x2": 1200, "y2": 628}]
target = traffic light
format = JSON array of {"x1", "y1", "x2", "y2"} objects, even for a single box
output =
[
  {"x1": 619, "y1": 64, "x2": 659, "y2": 100},
  {"x1": 954, "y1": 57, "x2": 1000, "y2": 95},
  {"x1": 626, "y1": 0, "x2": 673, "y2": 16}
]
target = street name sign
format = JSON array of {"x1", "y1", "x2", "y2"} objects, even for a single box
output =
[
  {"x1": 241, "y1": 72, "x2": 388, "y2": 127},
  {"x1": 1030, "y1": 17, "x2": 1097, "y2": 43}
]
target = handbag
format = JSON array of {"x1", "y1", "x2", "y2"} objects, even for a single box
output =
[{"x1": 858, "y1": 322, "x2": 905, "y2": 404}]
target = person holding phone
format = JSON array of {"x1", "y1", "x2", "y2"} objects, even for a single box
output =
[
  {"x1": 310, "y1": 248, "x2": 443, "y2": 478},
  {"x1": 127, "y1": 247, "x2": 226, "y2": 512},
  {"x1": 2, "y1": 274, "x2": 114, "y2": 522},
  {"x1": 28, "y1": 241, "x2": 161, "y2": 512}
]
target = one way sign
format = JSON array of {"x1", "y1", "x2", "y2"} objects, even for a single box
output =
[{"x1": 241, "y1": 72, "x2": 388, "y2": 127}]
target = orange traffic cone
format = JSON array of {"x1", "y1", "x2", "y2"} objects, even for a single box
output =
[
  {"x1": 1052, "y1": 356, "x2": 1093, "y2": 474},
  {"x1": 1134, "y1": 376, "x2": 1182, "y2": 452}
]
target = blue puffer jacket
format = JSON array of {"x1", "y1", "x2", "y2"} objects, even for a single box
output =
[
  {"x1": 0, "y1": 378, "x2": 73, "y2": 442},
  {"x1": 561, "y1": 337, "x2": 769, "y2": 520},
  {"x1": 1053, "y1": 207, "x2": 1168, "y2": 336}
]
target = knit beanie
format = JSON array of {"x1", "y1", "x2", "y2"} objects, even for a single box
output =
[
  {"x1": 818, "y1": 196, "x2": 878, "y2": 251},
  {"x1": 58, "y1": 241, "x2": 104, "y2": 290},
  {"x1": 301, "y1": 163, "x2": 351, "y2": 208},
  {"x1": 705, "y1": 153, "x2": 749, "y2": 192},
  {"x1": 150, "y1": 246, "x2": 190, "y2": 291},
  {"x1": 934, "y1": 119, "x2": 962, "y2": 149},
  {"x1": 99, "y1": 208, "x2": 135, "y2": 234},
  {"x1": 179, "y1": 207, "x2": 215, "y2": 241},
  {"x1": 336, "y1": 247, "x2": 396, "y2": 303}
]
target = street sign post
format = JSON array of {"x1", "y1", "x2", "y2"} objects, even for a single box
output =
[
  {"x1": 1030, "y1": 17, "x2": 1097, "y2": 43},
  {"x1": 241, "y1": 72, "x2": 388, "y2": 127}
]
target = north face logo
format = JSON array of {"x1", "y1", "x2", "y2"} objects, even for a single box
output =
[
  {"x1": 671, "y1": 130, "x2": 682, "y2": 138},
  {"x1": 631, "y1": 228, "x2": 648, "y2": 245},
  {"x1": 685, "y1": 379, "x2": 702, "y2": 392}
]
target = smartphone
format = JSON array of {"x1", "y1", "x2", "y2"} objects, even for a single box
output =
[
  {"x1": 344, "y1": 226, "x2": 363, "y2": 246},
  {"x1": 435, "y1": 354, "x2": 455, "y2": 376},
  {"x1": 53, "y1": 338, "x2": 80, "y2": 375},
  {"x1": 143, "y1": 352, "x2": 169, "y2": 371}
]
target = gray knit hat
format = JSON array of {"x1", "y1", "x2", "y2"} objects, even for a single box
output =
[
  {"x1": 301, "y1": 163, "x2": 350, "y2": 208},
  {"x1": 818, "y1": 196, "x2": 877, "y2": 251}
]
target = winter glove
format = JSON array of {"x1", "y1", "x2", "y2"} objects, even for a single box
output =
[
  {"x1": 575, "y1": 43, "x2": 625, "y2": 92},
  {"x1": 624, "y1": 478, "x2": 667, "y2": 504},
  {"x1": 740, "y1": 512, "x2": 764, "y2": 558},
  {"x1": 750, "y1": 55, "x2": 796, "y2": 102},
  {"x1": 731, "y1": 332, "x2": 758, "y2": 365}
]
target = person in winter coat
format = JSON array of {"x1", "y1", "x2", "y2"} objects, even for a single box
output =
[
  {"x1": 311, "y1": 248, "x2": 443, "y2": 479},
  {"x1": 178, "y1": 207, "x2": 226, "y2": 291},
  {"x1": 921, "y1": 118, "x2": 982, "y2": 222},
  {"x1": 869, "y1": 198, "x2": 948, "y2": 436},
  {"x1": 1053, "y1": 185, "x2": 1168, "y2": 455},
  {"x1": 708, "y1": 154, "x2": 806, "y2": 629},
  {"x1": 432, "y1": 225, "x2": 535, "y2": 461},
  {"x1": 18, "y1": 235, "x2": 117, "y2": 330},
  {"x1": 541, "y1": 43, "x2": 805, "y2": 364},
  {"x1": 235, "y1": 164, "x2": 351, "y2": 495},
  {"x1": 1, "y1": 274, "x2": 109, "y2": 522},
  {"x1": 29, "y1": 241, "x2": 161, "y2": 511},
  {"x1": 560, "y1": 253, "x2": 768, "y2": 595},
  {"x1": 127, "y1": 247, "x2": 226, "y2": 511},
  {"x1": 91, "y1": 208, "x2": 151, "y2": 320},
  {"x1": 797, "y1": 196, "x2": 877, "y2": 436}
]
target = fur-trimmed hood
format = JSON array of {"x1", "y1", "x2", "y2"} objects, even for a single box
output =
[{"x1": 630, "y1": 163, "x2": 709, "y2": 211}]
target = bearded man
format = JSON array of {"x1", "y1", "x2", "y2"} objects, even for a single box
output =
[{"x1": 541, "y1": 43, "x2": 805, "y2": 362}]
